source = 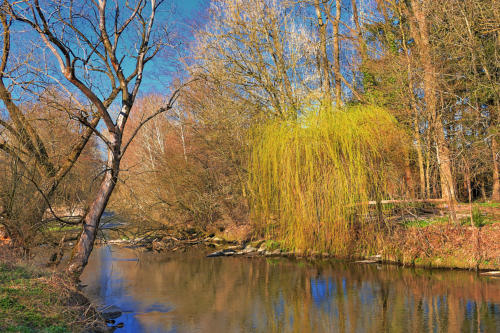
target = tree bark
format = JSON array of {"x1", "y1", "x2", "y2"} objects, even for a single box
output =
[
  {"x1": 410, "y1": 0, "x2": 456, "y2": 203},
  {"x1": 314, "y1": 0, "x2": 332, "y2": 105},
  {"x1": 492, "y1": 135, "x2": 500, "y2": 201},
  {"x1": 68, "y1": 138, "x2": 120, "y2": 276},
  {"x1": 350, "y1": 0, "x2": 368, "y2": 96},
  {"x1": 332, "y1": 0, "x2": 342, "y2": 107},
  {"x1": 404, "y1": 154, "x2": 414, "y2": 198},
  {"x1": 435, "y1": 119, "x2": 456, "y2": 201},
  {"x1": 398, "y1": 4, "x2": 425, "y2": 199},
  {"x1": 415, "y1": 121, "x2": 426, "y2": 198},
  {"x1": 425, "y1": 133, "x2": 431, "y2": 198}
]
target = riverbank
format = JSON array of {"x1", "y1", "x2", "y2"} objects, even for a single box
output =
[
  {"x1": 0, "y1": 248, "x2": 107, "y2": 333},
  {"x1": 202, "y1": 224, "x2": 500, "y2": 271},
  {"x1": 381, "y1": 221, "x2": 500, "y2": 270},
  {"x1": 227, "y1": 204, "x2": 500, "y2": 271},
  {"x1": 128, "y1": 212, "x2": 500, "y2": 271}
]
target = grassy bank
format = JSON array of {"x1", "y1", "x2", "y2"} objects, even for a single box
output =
[{"x1": 0, "y1": 254, "x2": 106, "y2": 332}]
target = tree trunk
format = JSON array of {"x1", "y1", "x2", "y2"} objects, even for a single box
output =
[
  {"x1": 332, "y1": 0, "x2": 342, "y2": 107},
  {"x1": 492, "y1": 136, "x2": 500, "y2": 201},
  {"x1": 414, "y1": 122, "x2": 426, "y2": 198},
  {"x1": 435, "y1": 124, "x2": 457, "y2": 222},
  {"x1": 67, "y1": 142, "x2": 120, "y2": 276},
  {"x1": 314, "y1": 0, "x2": 332, "y2": 104},
  {"x1": 404, "y1": 154, "x2": 414, "y2": 198},
  {"x1": 401, "y1": 19, "x2": 424, "y2": 198},
  {"x1": 425, "y1": 135, "x2": 431, "y2": 198},
  {"x1": 435, "y1": 119, "x2": 456, "y2": 202},
  {"x1": 350, "y1": 0, "x2": 368, "y2": 96},
  {"x1": 410, "y1": 0, "x2": 456, "y2": 204},
  {"x1": 465, "y1": 159, "x2": 473, "y2": 225},
  {"x1": 351, "y1": 0, "x2": 367, "y2": 61}
]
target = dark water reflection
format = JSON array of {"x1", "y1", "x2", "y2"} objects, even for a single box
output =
[{"x1": 81, "y1": 246, "x2": 500, "y2": 333}]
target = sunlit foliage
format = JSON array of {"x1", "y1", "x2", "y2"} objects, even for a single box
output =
[{"x1": 249, "y1": 105, "x2": 408, "y2": 254}]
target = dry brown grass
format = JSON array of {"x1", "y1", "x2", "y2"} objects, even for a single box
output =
[{"x1": 382, "y1": 222, "x2": 500, "y2": 270}]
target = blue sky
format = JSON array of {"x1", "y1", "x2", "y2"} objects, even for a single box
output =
[
  {"x1": 176, "y1": 0, "x2": 207, "y2": 17},
  {"x1": 0, "y1": 0, "x2": 210, "y2": 141},
  {"x1": 138, "y1": 0, "x2": 210, "y2": 94}
]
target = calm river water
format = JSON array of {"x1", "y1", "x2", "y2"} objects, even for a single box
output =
[{"x1": 81, "y1": 245, "x2": 500, "y2": 333}]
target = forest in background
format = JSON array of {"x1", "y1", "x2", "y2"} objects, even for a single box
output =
[
  {"x1": 111, "y1": 0, "x2": 499, "y2": 250},
  {"x1": 0, "y1": 0, "x2": 499, "y2": 267}
]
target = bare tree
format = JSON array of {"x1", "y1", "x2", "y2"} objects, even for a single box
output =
[
  {"x1": 0, "y1": 10, "x2": 101, "y2": 247},
  {"x1": 193, "y1": 0, "x2": 320, "y2": 118},
  {"x1": 6, "y1": 0, "x2": 186, "y2": 275}
]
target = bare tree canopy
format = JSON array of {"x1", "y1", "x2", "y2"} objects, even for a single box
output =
[{"x1": 1, "y1": 0, "x2": 189, "y2": 275}]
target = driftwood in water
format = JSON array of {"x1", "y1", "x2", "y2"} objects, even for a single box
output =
[{"x1": 366, "y1": 199, "x2": 446, "y2": 205}]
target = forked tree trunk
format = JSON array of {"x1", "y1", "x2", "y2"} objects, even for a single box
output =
[
  {"x1": 68, "y1": 142, "x2": 120, "y2": 276},
  {"x1": 7, "y1": 0, "x2": 162, "y2": 278}
]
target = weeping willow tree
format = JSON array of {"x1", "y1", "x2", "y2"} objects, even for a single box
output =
[{"x1": 249, "y1": 105, "x2": 408, "y2": 255}]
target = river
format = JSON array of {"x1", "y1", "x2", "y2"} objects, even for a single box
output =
[{"x1": 81, "y1": 245, "x2": 500, "y2": 332}]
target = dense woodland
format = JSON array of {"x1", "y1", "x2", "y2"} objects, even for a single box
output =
[{"x1": 0, "y1": 0, "x2": 499, "y2": 272}]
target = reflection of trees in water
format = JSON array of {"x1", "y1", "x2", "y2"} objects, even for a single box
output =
[{"x1": 83, "y1": 247, "x2": 500, "y2": 333}]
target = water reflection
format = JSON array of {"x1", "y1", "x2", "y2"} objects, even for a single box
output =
[{"x1": 81, "y1": 246, "x2": 500, "y2": 333}]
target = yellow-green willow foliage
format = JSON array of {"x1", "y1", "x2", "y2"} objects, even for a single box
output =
[{"x1": 249, "y1": 105, "x2": 408, "y2": 255}]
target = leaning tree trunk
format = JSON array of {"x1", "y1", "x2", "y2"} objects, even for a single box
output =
[{"x1": 68, "y1": 142, "x2": 120, "y2": 276}]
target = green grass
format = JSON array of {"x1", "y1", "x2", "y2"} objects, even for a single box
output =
[
  {"x1": 402, "y1": 209, "x2": 499, "y2": 229},
  {"x1": 0, "y1": 263, "x2": 93, "y2": 332},
  {"x1": 460, "y1": 206, "x2": 498, "y2": 227},
  {"x1": 476, "y1": 202, "x2": 500, "y2": 208},
  {"x1": 44, "y1": 223, "x2": 80, "y2": 233},
  {"x1": 263, "y1": 240, "x2": 282, "y2": 251},
  {"x1": 402, "y1": 216, "x2": 450, "y2": 228}
]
